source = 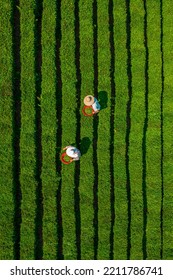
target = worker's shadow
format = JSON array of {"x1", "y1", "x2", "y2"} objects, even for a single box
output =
[
  {"x1": 80, "y1": 137, "x2": 91, "y2": 155},
  {"x1": 98, "y1": 91, "x2": 108, "y2": 110}
]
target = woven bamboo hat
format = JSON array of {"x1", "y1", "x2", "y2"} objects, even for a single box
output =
[{"x1": 84, "y1": 95, "x2": 94, "y2": 106}]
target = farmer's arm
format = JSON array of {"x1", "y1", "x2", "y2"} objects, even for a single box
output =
[
  {"x1": 71, "y1": 156, "x2": 79, "y2": 161},
  {"x1": 63, "y1": 146, "x2": 70, "y2": 150}
]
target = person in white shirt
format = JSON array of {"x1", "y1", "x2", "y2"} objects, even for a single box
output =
[
  {"x1": 84, "y1": 95, "x2": 101, "y2": 114},
  {"x1": 63, "y1": 145, "x2": 81, "y2": 161}
]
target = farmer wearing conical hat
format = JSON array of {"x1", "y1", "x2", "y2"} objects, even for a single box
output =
[
  {"x1": 63, "y1": 145, "x2": 81, "y2": 162},
  {"x1": 84, "y1": 95, "x2": 101, "y2": 114}
]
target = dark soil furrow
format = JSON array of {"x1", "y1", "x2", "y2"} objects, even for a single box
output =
[
  {"x1": 125, "y1": 0, "x2": 132, "y2": 260},
  {"x1": 108, "y1": 0, "x2": 116, "y2": 260},
  {"x1": 142, "y1": 0, "x2": 148, "y2": 260},
  {"x1": 93, "y1": 0, "x2": 99, "y2": 260},
  {"x1": 55, "y1": 0, "x2": 63, "y2": 260},
  {"x1": 74, "y1": 0, "x2": 81, "y2": 260},
  {"x1": 34, "y1": 0, "x2": 43, "y2": 260},
  {"x1": 160, "y1": 0, "x2": 164, "y2": 260},
  {"x1": 11, "y1": 0, "x2": 22, "y2": 260}
]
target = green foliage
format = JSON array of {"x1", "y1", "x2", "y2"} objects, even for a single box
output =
[
  {"x1": 113, "y1": 0, "x2": 128, "y2": 260},
  {"x1": 129, "y1": 0, "x2": 145, "y2": 260},
  {"x1": 0, "y1": 0, "x2": 173, "y2": 260},
  {"x1": 97, "y1": 0, "x2": 111, "y2": 260},
  {"x1": 145, "y1": 0, "x2": 162, "y2": 259},
  {"x1": 79, "y1": 0, "x2": 94, "y2": 260},
  {"x1": 19, "y1": 0, "x2": 37, "y2": 260},
  {"x1": 41, "y1": 0, "x2": 58, "y2": 260},
  {"x1": 60, "y1": 0, "x2": 77, "y2": 259},
  {"x1": 0, "y1": 0, "x2": 14, "y2": 260},
  {"x1": 162, "y1": 0, "x2": 173, "y2": 260}
]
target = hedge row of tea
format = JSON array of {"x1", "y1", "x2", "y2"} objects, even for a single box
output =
[{"x1": 0, "y1": 0, "x2": 173, "y2": 260}]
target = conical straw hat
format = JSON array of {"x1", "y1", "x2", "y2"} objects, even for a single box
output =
[
  {"x1": 84, "y1": 95, "x2": 94, "y2": 106},
  {"x1": 66, "y1": 147, "x2": 80, "y2": 158}
]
